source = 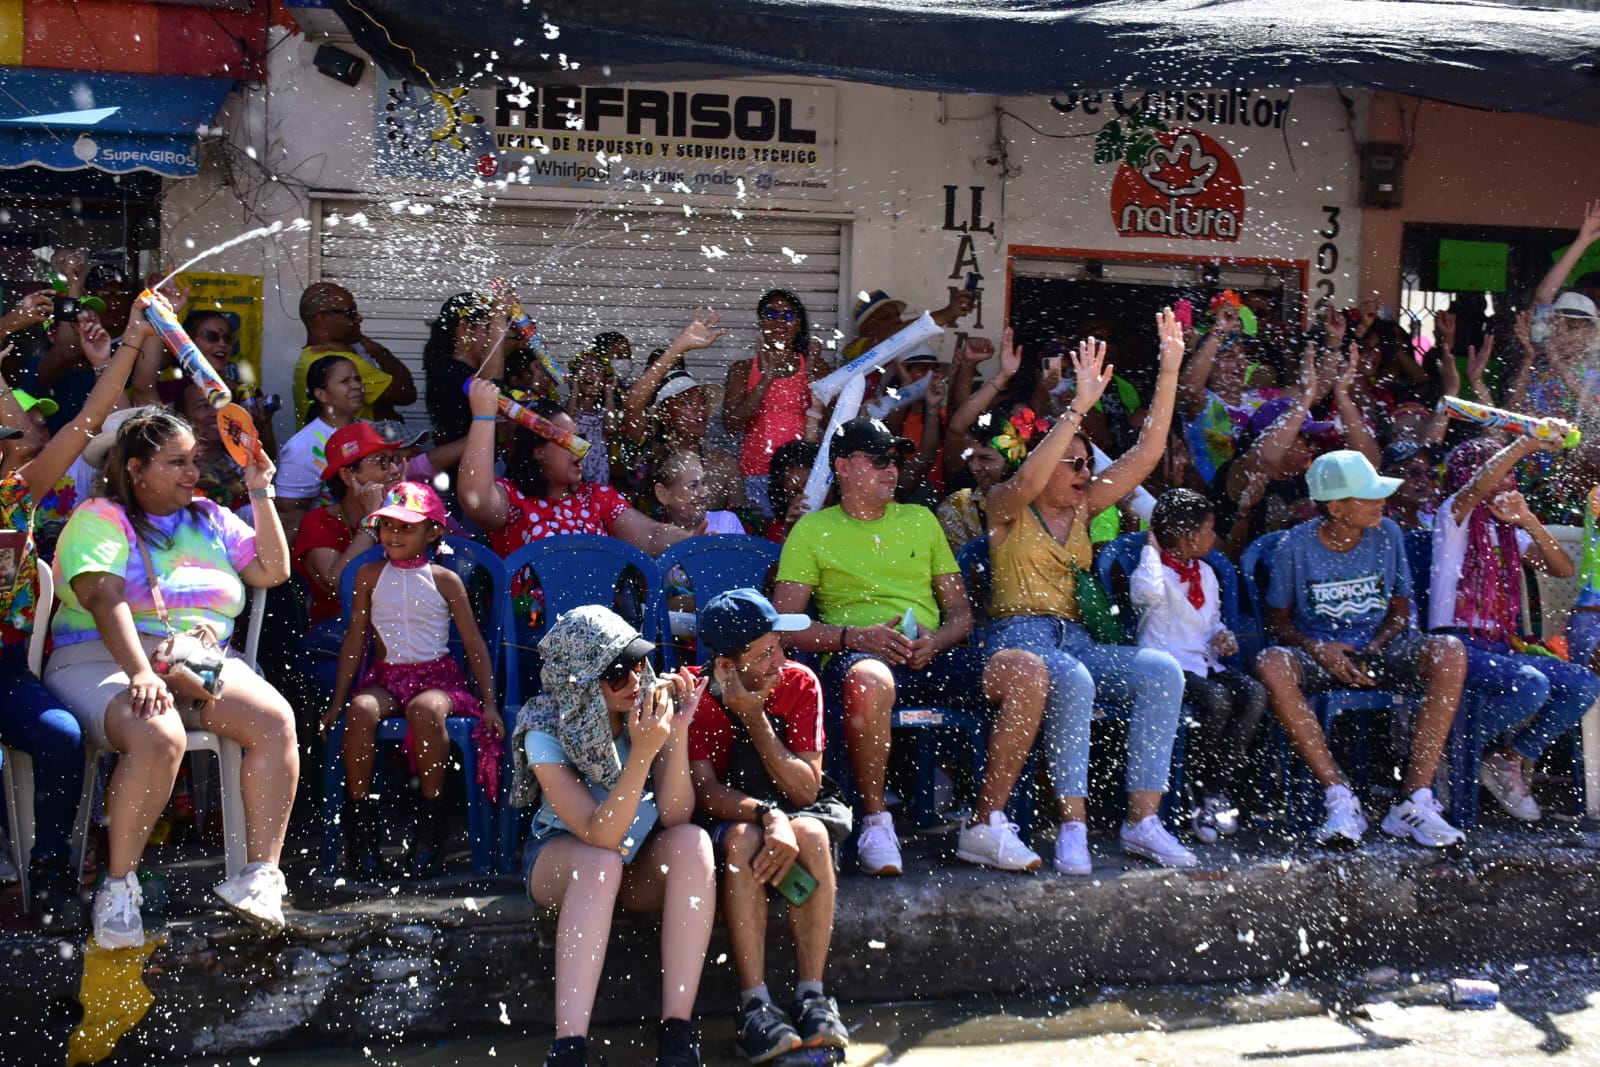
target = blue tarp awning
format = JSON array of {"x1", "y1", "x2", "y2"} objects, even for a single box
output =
[
  {"x1": 324, "y1": 0, "x2": 1600, "y2": 126},
  {"x1": 0, "y1": 69, "x2": 235, "y2": 177}
]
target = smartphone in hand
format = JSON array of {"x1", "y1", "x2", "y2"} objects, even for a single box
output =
[{"x1": 774, "y1": 861, "x2": 818, "y2": 906}]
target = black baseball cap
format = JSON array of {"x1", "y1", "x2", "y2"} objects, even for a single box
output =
[
  {"x1": 827, "y1": 416, "x2": 914, "y2": 465},
  {"x1": 1381, "y1": 439, "x2": 1434, "y2": 471},
  {"x1": 698, "y1": 589, "x2": 810, "y2": 658},
  {"x1": 600, "y1": 636, "x2": 656, "y2": 685}
]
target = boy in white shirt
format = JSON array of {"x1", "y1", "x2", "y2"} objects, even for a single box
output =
[{"x1": 1131, "y1": 489, "x2": 1268, "y2": 843}]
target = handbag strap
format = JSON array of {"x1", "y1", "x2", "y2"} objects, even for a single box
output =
[{"x1": 134, "y1": 536, "x2": 176, "y2": 635}]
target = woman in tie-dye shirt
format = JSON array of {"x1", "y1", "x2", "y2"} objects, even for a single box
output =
[{"x1": 44, "y1": 407, "x2": 298, "y2": 950}]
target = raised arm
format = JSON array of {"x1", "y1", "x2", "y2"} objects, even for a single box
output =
[
  {"x1": 458, "y1": 377, "x2": 510, "y2": 531},
  {"x1": 943, "y1": 333, "x2": 1019, "y2": 482},
  {"x1": 1534, "y1": 201, "x2": 1600, "y2": 306},
  {"x1": 1449, "y1": 435, "x2": 1553, "y2": 527},
  {"x1": 722, "y1": 357, "x2": 768, "y2": 432},
  {"x1": 1234, "y1": 343, "x2": 1319, "y2": 487},
  {"x1": 1331, "y1": 343, "x2": 1380, "y2": 468},
  {"x1": 621, "y1": 308, "x2": 726, "y2": 441},
  {"x1": 1085, "y1": 307, "x2": 1184, "y2": 512}
]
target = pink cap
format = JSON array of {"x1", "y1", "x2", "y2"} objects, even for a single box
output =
[{"x1": 364, "y1": 481, "x2": 447, "y2": 528}]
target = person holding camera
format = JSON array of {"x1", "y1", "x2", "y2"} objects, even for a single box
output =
[
  {"x1": 686, "y1": 589, "x2": 850, "y2": 1063},
  {"x1": 510, "y1": 605, "x2": 715, "y2": 1067},
  {"x1": 43, "y1": 406, "x2": 298, "y2": 948}
]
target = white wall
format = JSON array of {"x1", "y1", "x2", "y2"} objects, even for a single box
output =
[{"x1": 161, "y1": 31, "x2": 1365, "y2": 441}]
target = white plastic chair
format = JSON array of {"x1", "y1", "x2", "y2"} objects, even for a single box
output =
[
  {"x1": 60, "y1": 582, "x2": 266, "y2": 883},
  {"x1": 1534, "y1": 525, "x2": 1600, "y2": 818}
]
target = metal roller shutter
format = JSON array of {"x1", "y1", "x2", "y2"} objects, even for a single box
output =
[{"x1": 311, "y1": 194, "x2": 847, "y2": 424}]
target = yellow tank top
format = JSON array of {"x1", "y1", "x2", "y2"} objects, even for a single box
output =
[{"x1": 988, "y1": 504, "x2": 1093, "y2": 621}]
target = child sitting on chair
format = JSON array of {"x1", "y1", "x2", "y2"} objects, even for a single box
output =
[
  {"x1": 321, "y1": 482, "x2": 504, "y2": 877},
  {"x1": 1132, "y1": 489, "x2": 1268, "y2": 843}
]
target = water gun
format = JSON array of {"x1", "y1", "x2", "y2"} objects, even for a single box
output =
[
  {"x1": 1438, "y1": 395, "x2": 1581, "y2": 448},
  {"x1": 463, "y1": 380, "x2": 589, "y2": 458},
  {"x1": 140, "y1": 291, "x2": 232, "y2": 409}
]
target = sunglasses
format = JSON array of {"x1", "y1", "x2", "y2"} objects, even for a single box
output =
[
  {"x1": 600, "y1": 657, "x2": 646, "y2": 687},
  {"x1": 195, "y1": 328, "x2": 235, "y2": 345},
  {"x1": 1059, "y1": 456, "x2": 1090, "y2": 472},
  {"x1": 761, "y1": 308, "x2": 799, "y2": 322},
  {"x1": 316, "y1": 306, "x2": 360, "y2": 319},
  {"x1": 855, "y1": 452, "x2": 898, "y2": 469}
]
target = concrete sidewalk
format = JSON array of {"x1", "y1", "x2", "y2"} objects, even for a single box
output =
[{"x1": 2, "y1": 815, "x2": 1599, "y2": 1061}]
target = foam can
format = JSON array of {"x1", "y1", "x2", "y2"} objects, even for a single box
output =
[
  {"x1": 140, "y1": 290, "x2": 232, "y2": 409},
  {"x1": 465, "y1": 381, "x2": 589, "y2": 458},
  {"x1": 1439, "y1": 395, "x2": 1581, "y2": 448}
]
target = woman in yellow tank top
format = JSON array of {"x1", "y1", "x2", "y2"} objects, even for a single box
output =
[{"x1": 984, "y1": 310, "x2": 1192, "y2": 876}]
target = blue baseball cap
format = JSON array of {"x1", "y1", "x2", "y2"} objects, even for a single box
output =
[
  {"x1": 698, "y1": 589, "x2": 810, "y2": 657},
  {"x1": 1307, "y1": 449, "x2": 1403, "y2": 502}
]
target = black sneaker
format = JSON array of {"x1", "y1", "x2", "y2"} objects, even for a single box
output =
[
  {"x1": 793, "y1": 994, "x2": 849, "y2": 1049},
  {"x1": 544, "y1": 1035, "x2": 589, "y2": 1067},
  {"x1": 29, "y1": 855, "x2": 86, "y2": 932},
  {"x1": 656, "y1": 1017, "x2": 701, "y2": 1067},
  {"x1": 735, "y1": 998, "x2": 801, "y2": 1062}
]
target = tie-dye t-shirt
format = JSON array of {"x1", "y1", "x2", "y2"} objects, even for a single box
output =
[{"x1": 51, "y1": 498, "x2": 258, "y2": 648}]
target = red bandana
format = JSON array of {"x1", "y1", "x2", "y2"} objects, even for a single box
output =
[{"x1": 1160, "y1": 550, "x2": 1206, "y2": 611}]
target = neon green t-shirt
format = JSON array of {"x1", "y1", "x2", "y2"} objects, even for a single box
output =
[{"x1": 777, "y1": 503, "x2": 958, "y2": 631}]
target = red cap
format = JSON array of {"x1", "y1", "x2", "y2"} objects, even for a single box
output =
[{"x1": 321, "y1": 421, "x2": 390, "y2": 481}]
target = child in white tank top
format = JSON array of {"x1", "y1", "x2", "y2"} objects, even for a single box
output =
[{"x1": 321, "y1": 482, "x2": 503, "y2": 877}]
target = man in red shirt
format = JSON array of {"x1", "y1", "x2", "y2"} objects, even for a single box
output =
[{"x1": 686, "y1": 589, "x2": 849, "y2": 1064}]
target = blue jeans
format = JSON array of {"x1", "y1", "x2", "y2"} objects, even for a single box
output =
[
  {"x1": 1462, "y1": 634, "x2": 1599, "y2": 762},
  {"x1": 0, "y1": 643, "x2": 84, "y2": 859},
  {"x1": 987, "y1": 614, "x2": 1185, "y2": 798}
]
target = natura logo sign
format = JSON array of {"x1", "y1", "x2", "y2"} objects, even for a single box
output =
[{"x1": 1109, "y1": 128, "x2": 1244, "y2": 242}]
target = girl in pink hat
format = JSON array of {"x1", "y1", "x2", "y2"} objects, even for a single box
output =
[{"x1": 321, "y1": 481, "x2": 503, "y2": 877}]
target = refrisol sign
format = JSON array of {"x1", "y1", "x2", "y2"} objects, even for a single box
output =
[
  {"x1": 1109, "y1": 128, "x2": 1245, "y2": 242},
  {"x1": 377, "y1": 74, "x2": 835, "y2": 200}
]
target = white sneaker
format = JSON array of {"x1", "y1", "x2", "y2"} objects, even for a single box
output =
[
  {"x1": 1053, "y1": 820, "x2": 1092, "y2": 876},
  {"x1": 956, "y1": 811, "x2": 1042, "y2": 872},
  {"x1": 1382, "y1": 788, "x2": 1466, "y2": 848},
  {"x1": 1120, "y1": 815, "x2": 1198, "y2": 868},
  {"x1": 91, "y1": 872, "x2": 144, "y2": 949},
  {"x1": 213, "y1": 861, "x2": 288, "y2": 932},
  {"x1": 1315, "y1": 785, "x2": 1368, "y2": 849},
  {"x1": 1479, "y1": 752, "x2": 1541, "y2": 822},
  {"x1": 856, "y1": 813, "x2": 902, "y2": 877}
]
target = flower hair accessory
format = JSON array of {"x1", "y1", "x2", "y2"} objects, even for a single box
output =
[{"x1": 989, "y1": 407, "x2": 1050, "y2": 466}]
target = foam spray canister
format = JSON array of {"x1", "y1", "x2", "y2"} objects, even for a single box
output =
[{"x1": 140, "y1": 291, "x2": 232, "y2": 409}]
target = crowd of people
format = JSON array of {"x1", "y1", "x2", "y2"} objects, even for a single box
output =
[{"x1": 4, "y1": 215, "x2": 1600, "y2": 1065}]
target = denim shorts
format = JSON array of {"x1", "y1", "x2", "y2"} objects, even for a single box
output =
[{"x1": 521, "y1": 822, "x2": 569, "y2": 899}]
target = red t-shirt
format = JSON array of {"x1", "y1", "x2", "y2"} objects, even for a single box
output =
[
  {"x1": 487, "y1": 479, "x2": 632, "y2": 556},
  {"x1": 291, "y1": 505, "x2": 354, "y2": 628},
  {"x1": 686, "y1": 661, "x2": 824, "y2": 777}
]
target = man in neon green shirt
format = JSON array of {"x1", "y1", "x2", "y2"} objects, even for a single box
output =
[
  {"x1": 292, "y1": 284, "x2": 417, "y2": 427},
  {"x1": 773, "y1": 417, "x2": 1049, "y2": 877}
]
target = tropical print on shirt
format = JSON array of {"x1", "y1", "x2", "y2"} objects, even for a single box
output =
[{"x1": 51, "y1": 498, "x2": 258, "y2": 647}]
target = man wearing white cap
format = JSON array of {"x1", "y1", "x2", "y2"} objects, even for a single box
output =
[{"x1": 1255, "y1": 450, "x2": 1468, "y2": 850}]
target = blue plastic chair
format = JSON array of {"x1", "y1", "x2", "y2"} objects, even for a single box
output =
[
  {"x1": 496, "y1": 534, "x2": 663, "y2": 871},
  {"x1": 653, "y1": 535, "x2": 782, "y2": 668},
  {"x1": 320, "y1": 537, "x2": 509, "y2": 876},
  {"x1": 1240, "y1": 529, "x2": 1419, "y2": 831}
]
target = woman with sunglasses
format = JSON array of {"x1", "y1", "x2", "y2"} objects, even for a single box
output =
[
  {"x1": 983, "y1": 311, "x2": 1192, "y2": 876},
  {"x1": 723, "y1": 290, "x2": 828, "y2": 518},
  {"x1": 511, "y1": 605, "x2": 714, "y2": 1067}
]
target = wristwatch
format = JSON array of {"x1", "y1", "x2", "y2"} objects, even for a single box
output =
[{"x1": 753, "y1": 800, "x2": 779, "y2": 821}]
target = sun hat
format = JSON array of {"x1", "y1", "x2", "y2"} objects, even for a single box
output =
[
  {"x1": 364, "y1": 481, "x2": 446, "y2": 528},
  {"x1": 852, "y1": 290, "x2": 906, "y2": 332}
]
